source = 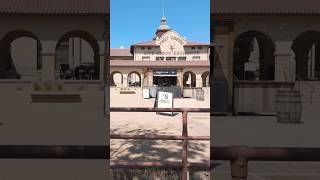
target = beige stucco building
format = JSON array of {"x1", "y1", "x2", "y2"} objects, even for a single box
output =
[
  {"x1": 110, "y1": 17, "x2": 210, "y2": 97},
  {"x1": 0, "y1": 1, "x2": 106, "y2": 82},
  {"x1": 0, "y1": 1, "x2": 108, "y2": 179},
  {"x1": 213, "y1": 0, "x2": 320, "y2": 114}
]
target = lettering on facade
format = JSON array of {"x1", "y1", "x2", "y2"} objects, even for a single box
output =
[
  {"x1": 158, "y1": 36, "x2": 185, "y2": 46},
  {"x1": 143, "y1": 51, "x2": 200, "y2": 55}
]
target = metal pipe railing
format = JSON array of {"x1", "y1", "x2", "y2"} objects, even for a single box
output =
[
  {"x1": 110, "y1": 107, "x2": 210, "y2": 180},
  {"x1": 110, "y1": 160, "x2": 211, "y2": 169},
  {"x1": 0, "y1": 145, "x2": 107, "y2": 159},
  {"x1": 212, "y1": 146, "x2": 320, "y2": 180}
]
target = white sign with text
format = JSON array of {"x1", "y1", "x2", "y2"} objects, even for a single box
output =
[{"x1": 157, "y1": 91, "x2": 174, "y2": 115}]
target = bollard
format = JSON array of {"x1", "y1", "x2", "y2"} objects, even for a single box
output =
[{"x1": 231, "y1": 156, "x2": 248, "y2": 180}]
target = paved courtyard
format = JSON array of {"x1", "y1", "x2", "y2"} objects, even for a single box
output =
[{"x1": 110, "y1": 88, "x2": 210, "y2": 163}]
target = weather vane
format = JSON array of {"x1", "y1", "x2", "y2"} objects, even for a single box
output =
[{"x1": 162, "y1": 0, "x2": 165, "y2": 17}]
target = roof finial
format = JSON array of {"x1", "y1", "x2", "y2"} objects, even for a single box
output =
[{"x1": 162, "y1": 0, "x2": 165, "y2": 18}]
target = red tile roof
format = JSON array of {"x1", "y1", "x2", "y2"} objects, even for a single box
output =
[
  {"x1": 131, "y1": 40, "x2": 209, "y2": 47},
  {"x1": 132, "y1": 40, "x2": 158, "y2": 46},
  {"x1": 110, "y1": 48, "x2": 132, "y2": 57},
  {"x1": 110, "y1": 60, "x2": 210, "y2": 67},
  {"x1": 185, "y1": 41, "x2": 210, "y2": 46},
  {"x1": 214, "y1": 0, "x2": 320, "y2": 15},
  {"x1": 0, "y1": 0, "x2": 107, "y2": 15}
]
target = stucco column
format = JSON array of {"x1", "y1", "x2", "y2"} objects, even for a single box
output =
[
  {"x1": 99, "y1": 53, "x2": 105, "y2": 81},
  {"x1": 42, "y1": 53, "x2": 55, "y2": 80},
  {"x1": 196, "y1": 74, "x2": 202, "y2": 87},
  {"x1": 274, "y1": 41, "x2": 295, "y2": 81},
  {"x1": 147, "y1": 69, "x2": 153, "y2": 86},
  {"x1": 140, "y1": 73, "x2": 144, "y2": 87},
  {"x1": 122, "y1": 73, "x2": 128, "y2": 87},
  {"x1": 227, "y1": 25, "x2": 235, "y2": 112},
  {"x1": 213, "y1": 22, "x2": 235, "y2": 113},
  {"x1": 177, "y1": 69, "x2": 183, "y2": 95},
  {"x1": 41, "y1": 41, "x2": 56, "y2": 80},
  {"x1": 99, "y1": 42, "x2": 107, "y2": 83}
]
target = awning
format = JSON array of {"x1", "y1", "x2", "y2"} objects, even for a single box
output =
[
  {"x1": 153, "y1": 69, "x2": 177, "y2": 77},
  {"x1": 153, "y1": 74, "x2": 178, "y2": 77}
]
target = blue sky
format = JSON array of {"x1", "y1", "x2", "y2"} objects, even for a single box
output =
[{"x1": 110, "y1": 0, "x2": 210, "y2": 48}]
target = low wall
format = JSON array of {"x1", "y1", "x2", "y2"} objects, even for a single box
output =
[
  {"x1": 0, "y1": 80, "x2": 103, "y2": 92},
  {"x1": 233, "y1": 81, "x2": 295, "y2": 114},
  {"x1": 183, "y1": 87, "x2": 210, "y2": 98}
]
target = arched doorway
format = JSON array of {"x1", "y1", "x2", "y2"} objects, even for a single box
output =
[
  {"x1": 183, "y1": 71, "x2": 196, "y2": 87},
  {"x1": 127, "y1": 71, "x2": 141, "y2": 87},
  {"x1": 292, "y1": 31, "x2": 320, "y2": 80},
  {"x1": 0, "y1": 30, "x2": 42, "y2": 79},
  {"x1": 201, "y1": 71, "x2": 210, "y2": 87},
  {"x1": 110, "y1": 71, "x2": 123, "y2": 86},
  {"x1": 55, "y1": 30, "x2": 100, "y2": 80},
  {"x1": 233, "y1": 30, "x2": 275, "y2": 80}
]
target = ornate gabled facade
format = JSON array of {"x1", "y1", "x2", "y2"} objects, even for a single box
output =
[{"x1": 110, "y1": 16, "x2": 210, "y2": 96}]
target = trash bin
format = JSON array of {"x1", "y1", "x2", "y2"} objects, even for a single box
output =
[
  {"x1": 142, "y1": 88, "x2": 150, "y2": 99},
  {"x1": 196, "y1": 89, "x2": 205, "y2": 101},
  {"x1": 276, "y1": 90, "x2": 302, "y2": 123},
  {"x1": 149, "y1": 86, "x2": 157, "y2": 98}
]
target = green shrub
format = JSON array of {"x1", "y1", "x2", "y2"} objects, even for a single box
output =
[
  {"x1": 57, "y1": 84, "x2": 63, "y2": 91},
  {"x1": 33, "y1": 83, "x2": 42, "y2": 91},
  {"x1": 43, "y1": 82, "x2": 52, "y2": 91}
]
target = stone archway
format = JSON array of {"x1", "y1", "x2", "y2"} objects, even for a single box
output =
[
  {"x1": 55, "y1": 30, "x2": 100, "y2": 80},
  {"x1": 110, "y1": 71, "x2": 123, "y2": 86},
  {"x1": 201, "y1": 71, "x2": 210, "y2": 87},
  {"x1": 183, "y1": 71, "x2": 196, "y2": 87},
  {"x1": 127, "y1": 71, "x2": 141, "y2": 87},
  {"x1": 292, "y1": 30, "x2": 320, "y2": 80},
  {"x1": 233, "y1": 30, "x2": 275, "y2": 80},
  {"x1": 0, "y1": 30, "x2": 42, "y2": 79}
]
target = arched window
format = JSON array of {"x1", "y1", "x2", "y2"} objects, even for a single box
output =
[
  {"x1": 55, "y1": 30, "x2": 100, "y2": 80},
  {"x1": 292, "y1": 31, "x2": 320, "y2": 80},
  {"x1": 183, "y1": 71, "x2": 196, "y2": 87},
  {"x1": 0, "y1": 30, "x2": 42, "y2": 79},
  {"x1": 233, "y1": 31, "x2": 275, "y2": 81},
  {"x1": 110, "y1": 71, "x2": 123, "y2": 86},
  {"x1": 201, "y1": 71, "x2": 210, "y2": 87},
  {"x1": 127, "y1": 71, "x2": 141, "y2": 87}
]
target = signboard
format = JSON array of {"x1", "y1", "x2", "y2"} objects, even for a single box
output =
[
  {"x1": 142, "y1": 89, "x2": 150, "y2": 99},
  {"x1": 153, "y1": 69, "x2": 177, "y2": 77},
  {"x1": 244, "y1": 62, "x2": 257, "y2": 72},
  {"x1": 155, "y1": 91, "x2": 174, "y2": 116}
]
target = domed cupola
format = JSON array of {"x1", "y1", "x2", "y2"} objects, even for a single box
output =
[{"x1": 155, "y1": 16, "x2": 172, "y2": 38}]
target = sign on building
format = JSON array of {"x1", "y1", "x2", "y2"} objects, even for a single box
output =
[
  {"x1": 153, "y1": 69, "x2": 177, "y2": 77},
  {"x1": 155, "y1": 91, "x2": 174, "y2": 116}
]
